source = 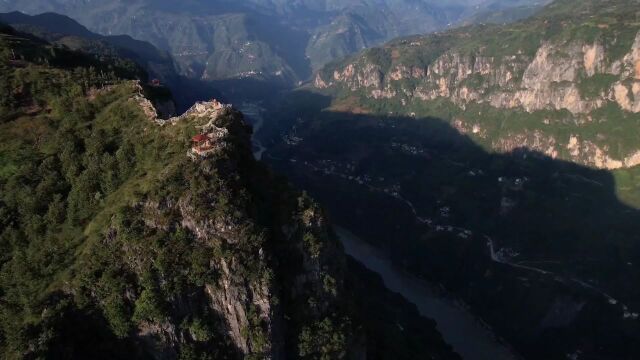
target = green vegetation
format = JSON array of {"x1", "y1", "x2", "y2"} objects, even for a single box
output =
[
  {"x1": 577, "y1": 73, "x2": 619, "y2": 99},
  {"x1": 0, "y1": 26, "x2": 190, "y2": 357},
  {"x1": 328, "y1": 0, "x2": 640, "y2": 78},
  {"x1": 0, "y1": 25, "x2": 360, "y2": 360},
  {"x1": 315, "y1": 0, "x2": 640, "y2": 171},
  {"x1": 278, "y1": 2, "x2": 640, "y2": 358},
  {"x1": 298, "y1": 317, "x2": 348, "y2": 360}
]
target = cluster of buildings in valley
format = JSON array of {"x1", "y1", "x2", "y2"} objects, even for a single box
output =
[
  {"x1": 280, "y1": 122, "x2": 306, "y2": 146},
  {"x1": 498, "y1": 176, "x2": 529, "y2": 190},
  {"x1": 174, "y1": 49, "x2": 209, "y2": 57},
  {"x1": 282, "y1": 129, "x2": 304, "y2": 146},
  {"x1": 294, "y1": 157, "x2": 481, "y2": 241},
  {"x1": 390, "y1": 141, "x2": 432, "y2": 158},
  {"x1": 293, "y1": 158, "x2": 399, "y2": 192},
  {"x1": 283, "y1": 133, "x2": 304, "y2": 146}
]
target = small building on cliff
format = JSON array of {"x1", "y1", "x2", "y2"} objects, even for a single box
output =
[{"x1": 190, "y1": 127, "x2": 229, "y2": 158}]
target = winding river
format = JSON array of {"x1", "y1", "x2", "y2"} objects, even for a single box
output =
[
  {"x1": 334, "y1": 226, "x2": 519, "y2": 360},
  {"x1": 244, "y1": 108, "x2": 517, "y2": 359},
  {"x1": 239, "y1": 102, "x2": 267, "y2": 160}
]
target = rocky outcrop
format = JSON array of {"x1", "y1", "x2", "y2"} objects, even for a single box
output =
[
  {"x1": 203, "y1": 258, "x2": 274, "y2": 355},
  {"x1": 583, "y1": 43, "x2": 605, "y2": 77},
  {"x1": 126, "y1": 81, "x2": 178, "y2": 121},
  {"x1": 496, "y1": 131, "x2": 559, "y2": 159},
  {"x1": 501, "y1": 43, "x2": 601, "y2": 113},
  {"x1": 129, "y1": 81, "x2": 229, "y2": 126},
  {"x1": 333, "y1": 63, "x2": 384, "y2": 91},
  {"x1": 318, "y1": 36, "x2": 640, "y2": 114},
  {"x1": 612, "y1": 81, "x2": 640, "y2": 113},
  {"x1": 454, "y1": 118, "x2": 640, "y2": 170},
  {"x1": 314, "y1": 73, "x2": 331, "y2": 89},
  {"x1": 314, "y1": 23, "x2": 640, "y2": 169},
  {"x1": 565, "y1": 135, "x2": 640, "y2": 170},
  {"x1": 101, "y1": 93, "x2": 353, "y2": 359}
]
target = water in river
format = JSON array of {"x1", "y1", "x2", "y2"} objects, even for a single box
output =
[
  {"x1": 334, "y1": 226, "x2": 519, "y2": 360},
  {"x1": 239, "y1": 102, "x2": 267, "y2": 160},
  {"x1": 242, "y1": 103, "x2": 517, "y2": 359}
]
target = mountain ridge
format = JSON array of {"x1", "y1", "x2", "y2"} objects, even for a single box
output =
[
  {"x1": 0, "y1": 11, "x2": 177, "y2": 82},
  {"x1": 312, "y1": 0, "x2": 640, "y2": 169},
  {"x1": 0, "y1": 23, "x2": 460, "y2": 360},
  {"x1": 0, "y1": 0, "x2": 546, "y2": 86}
]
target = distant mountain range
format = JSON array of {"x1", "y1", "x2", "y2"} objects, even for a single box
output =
[
  {"x1": 0, "y1": 0, "x2": 548, "y2": 85},
  {"x1": 0, "y1": 22, "x2": 461, "y2": 360}
]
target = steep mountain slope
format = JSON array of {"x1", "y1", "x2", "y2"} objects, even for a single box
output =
[
  {"x1": 460, "y1": 0, "x2": 550, "y2": 25},
  {"x1": 314, "y1": 0, "x2": 640, "y2": 169},
  {"x1": 0, "y1": 0, "x2": 544, "y2": 86},
  {"x1": 0, "y1": 11, "x2": 220, "y2": 113},
  {"x1": 0, "y1": 11, "x2": 177, "y2": 84},
  {"x1": 0, "y1": 24, "x2": 459, "y2": 360},
  {"x1": 259, "y1": 0, "x2": 640, "y2": 359}
]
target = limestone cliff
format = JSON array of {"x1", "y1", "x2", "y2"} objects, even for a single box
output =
[{"x1": 314, "y1": 0, "x2": 640, "y2": 169}]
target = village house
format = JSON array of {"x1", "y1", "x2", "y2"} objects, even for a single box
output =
[
  {"x1": 191, "y1": 133, "x2": 211, "y2": 154},
  {"x1": 191, "y1": 133, "x2": 217, "y2": 157},
  {"x1": 190, "y1": 126, "x2": 229, "y2": 158}
]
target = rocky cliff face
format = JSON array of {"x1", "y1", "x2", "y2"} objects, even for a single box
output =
[
  {"x1": 317, "y1": 31, "x2": 640, "y2": 115},
  {"x1": 314, "y1": 0, "x2": 640, "y2": 169},
  {"x1": 85, "y1": 92, "x2": 354, "y2": 359}
]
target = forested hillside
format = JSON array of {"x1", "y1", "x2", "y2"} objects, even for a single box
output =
[
  {"x1": 313, "y1": 0, "x2": 640, "y2": 169},
  {"x1": 0, "y1": 11, "x2": 225, "y2": 112},
  {"x1": 0, "y1": 24, "x2": 459, "y2": 360}
]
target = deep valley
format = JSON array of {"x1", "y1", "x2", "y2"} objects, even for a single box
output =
[{"x1": 2, "y1": 0, "x2": 640, "y2": 359}]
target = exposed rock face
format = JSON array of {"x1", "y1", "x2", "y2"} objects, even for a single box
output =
[
  {"x1": 314, "y1": 27, "x2": 640, "y2": 169},
  {"x1": 333, "y1": 63, "x2": 384, "y2": 91},
  {"x1": 91, "y1": 93, "x2": 353, "y2": 359},
  {"x1": 202, "y1": 259, "x2": 274, "y2": 355},
  {"x1": 314, "y1": 73, "x2": 330, "y2": 89},
  {"x1": 493, "y1": 130, "x2": 559, "y2": 160},
  {"x1": 624, "y1": 32, "x2": 640, "y2": 78},
  {"x1": 583, "y1": 43, "x2": 605, "y2": 77},
  {"x1": 505, "y1": 43, "x2": 598, "y2": 113},
  {"x1": 127, "y1": 81, "x2": 177, "y2": 120},
  {"x1": 318, "y1": 35, "x2": 640, "y2": 114},
  {"x1": 564, "y1": 136, "x2": 640, "y2": 171},
  {"x1": 130, "y1": 82, "x2": 229, "y2": 127},
  {"x1": 137, "y1": 192, "x2": 347, "y2": 359}
]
